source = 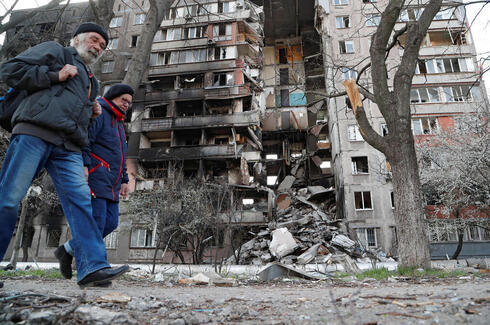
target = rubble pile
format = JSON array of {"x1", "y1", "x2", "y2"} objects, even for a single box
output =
[{"x1": 228, "y1": 184, "x2": 393, "y2": 267}]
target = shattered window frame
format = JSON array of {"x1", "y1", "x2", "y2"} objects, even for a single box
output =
[
  {"x1": 335, "y1": 16, "x2": 350, "y2": 28},
  {"x1": 130, "y1": 227, "x2": 156, "y2": 248},
  {"x1": 339, "y1": 40, "x2": 354, "y2": 54},
  {"x1": 107, "y1": 37, "x2": 119, "y2": 50},
  {"x1": 351, "y1": 156, "x2": 369, "y2": 174}
]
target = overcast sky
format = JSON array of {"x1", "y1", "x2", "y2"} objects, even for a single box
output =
[{"x1": 1, "y1": 0, "x2": 489, "y2": 94}]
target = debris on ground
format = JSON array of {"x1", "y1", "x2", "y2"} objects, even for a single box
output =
[{"x1": 226, "y1": 184, "x2": 395, "y2": 272}]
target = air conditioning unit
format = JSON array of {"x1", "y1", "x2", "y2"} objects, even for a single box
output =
[
  {"x1": 184, "y1": 14, "x2": 192, "y2": 20},
  {"x1": 208, "y1": 39, "x2": 216, "y2": 46}
]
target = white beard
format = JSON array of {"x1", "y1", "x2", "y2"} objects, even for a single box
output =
[{"x1": 76, "y1": 42, "x2": 101, "y2": 65}]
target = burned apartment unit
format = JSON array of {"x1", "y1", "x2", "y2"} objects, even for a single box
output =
[
  {"x1": 316, "y1": 0, "x2": 489, "y2": 257},
  {"x1": 121, "y1": 0, "x2": 332, "y2": 263}
]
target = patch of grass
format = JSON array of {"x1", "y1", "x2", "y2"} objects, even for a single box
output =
[
  {"x1": 0, "y1": 268, "x2": 63, "y2": 279},
  {"x1": 355, "y1": 267, "x2": 392, "y2": 280},
  {"x1": 333, "y1": 272, "x2": 351, "y2": 279}
]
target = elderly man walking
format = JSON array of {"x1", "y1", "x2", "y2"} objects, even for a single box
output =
[
  {"x1": 56, "y1": 84, "x2": 133, "y2": 281},
  {"x1": 0, "y1": 23, "x2": 128, "y2": 288}
]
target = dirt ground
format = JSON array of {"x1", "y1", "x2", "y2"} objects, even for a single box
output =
[{"x1": 1, "y1": 274, "x2": 489, "y2": 324}]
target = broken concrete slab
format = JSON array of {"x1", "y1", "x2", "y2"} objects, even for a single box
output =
[
  {"x1": 178, "y1": 273, "x2": 210, "y2": 285},
  {"x1": 269, "y1": 228, "x2": 299, "y2": 258},
  {"x1": 331, "y1": 234, "x2": 356, "y2": 249},
  {"x1": 297, "y1": 243, "x2": 322, "y2": 264},
  {"x1": 307, "y1": 186, "x2": 335, "y2": 201},
  {"x1": 257, "y1": 262, "x2": 322, "y2": 281},
  {"x1": 277, "y1": 175, "x2": 296, "y2": 192},
  {"x1": 97, "y1": 292, "x2": 132, "y2": 303}
]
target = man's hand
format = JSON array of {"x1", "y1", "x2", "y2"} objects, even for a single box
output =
[
  {"x1": 83, "y1": 166, "x2": 89, "y2": 182},
  {"x1": 120, "y1": 183, "x2": 129, "y2": 199},
  {"x1": 91, "y1": 101, "x2": 102, "y2": 119},
  {"x1": 58, "y1": 64, "x2": 78, "y2": 82}
]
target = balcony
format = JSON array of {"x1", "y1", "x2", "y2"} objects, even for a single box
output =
[
  {"x1": 149, "y1": 59, "x2": 239, "y2": 76},
  {"x1": 141, "y1": 110, "x2": 260, "y2": 132},
  {"x1": 160, "y1": 10, "x2": 253, "y2": 28},
  {"x1": 139, "y1": 144, "x2": 244, "y2": 161}
]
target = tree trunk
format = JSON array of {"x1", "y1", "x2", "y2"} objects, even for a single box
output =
[
  {"x1": 451, "y1": 232, "x2": 464, "y2": 260},
  {"x1": 9, "y1": 196, "x2": 28, "y2": 268},
  {"x1": 389, "y1": 133, "x2": 431, "y2": 268}
]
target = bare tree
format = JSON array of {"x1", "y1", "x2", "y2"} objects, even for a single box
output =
[
  {"x1": 419, "y1": 105, "x2": 490, "y2": 259},
  {"x1": 128, "y1": 165, "x2": 232, "y2": 265}
]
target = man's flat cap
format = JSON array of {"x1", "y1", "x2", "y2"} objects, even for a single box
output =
[
  {"x1": 73, "y1": 22, "x2": 109, "y2": 45},
  {"x1": 104, "y1": 83, "x2": 134, "y2": 100}
]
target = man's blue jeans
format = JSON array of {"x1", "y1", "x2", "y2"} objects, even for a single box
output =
[
  {"x1": 0, "y1": 135, "x2": 110, "y2": 281},
  {"x1": 65, "y1": 198, "x2": 119, "y2": 255}
]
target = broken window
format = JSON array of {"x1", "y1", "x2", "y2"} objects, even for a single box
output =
[
  {"x1": 214, "y1": 136, "x2": 229, "y2": 144},
  {"x1": 333, "y1": 0, "x2": 349, "y2": 5},
  {"x1": 183, "y1": 26, "x2": 206, "y2": 39},
  {"x1": 347, "y1": 125, "x2": 363, "y2": 141},
  {"x1": 412, "y1": 117, "x2": 438, "y2": 135},
  {"x1": 149, "y1": 105, "x2": 168, "y2": 118},
  {"x1": 410, "y1": 88, "x2": 440, "y2": 103},
  {"x1": 278, "y1": 48, "x2": 288, "y2": 64},
  {"x1": 130, "y1": 228, "x2": 155, "y2": 247},
  {"x1": 180, "y1": 74, "x2": 204, "y2": 89},
  {"x1": 335, "y1": 16, "x2": 350, "y2": 28},
  {"x1": 443, "y1": 85, "x2": 474, "y2": 102},
  {"x1": 365, "y1": 14, "x2": 380, "y2": 26},
  {"x1": 339, "y1": 40, "x2": 354, "y2": 54},
  {"x1": 130, "y1": 35, "x2": 139, "y2": 47},
  {"x1": 104, "y1": 232, "x2": 118, "y2": 249},
  {"x1": 356, "y1": 228, "x2": 377, "y2": 247},
  {"x1": 354, "y1": 191, "x2": 373, "y2": 210},
  {"x1": 150, "y1": 52, "x2": 171, "y2": 66},
  {"x1": 179, "y1": 49, "x2": 207, "y2": 63},
  {"x1": 352, "y1": 156, "x2": 369, "y2": 174},
  {"x1": 280, "y1": 68, "x2": 289, "y2": 85},
  {"x1": 213, "y1": 72, "x2": 234, "y2": 87},
  {"x1": 213, "y1": 23, "x2": 233, "y2": 41}
]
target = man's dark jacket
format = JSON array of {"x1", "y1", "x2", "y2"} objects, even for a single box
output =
[
  {"x1": 0, "y1": 41, "x2": 99, "y2": 147},
  {"x1": 83, "y1": 97, "x2": 128, "y2": 202}
]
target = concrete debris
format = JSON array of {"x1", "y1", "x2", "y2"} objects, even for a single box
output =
[
  {"x1": 297, "y1": 243, "x2": 322, "y2": 264},
  {"x1": 269, "y1": 228, "x2": 299, "y2": 258},
  {"x1": 178, "y1": 273, "x2": 210, "y2": 285},
  {"x1": 74, "y1": 305, "x2": 137, "y2": 324},
  {"x1": 96, "y1": 292, "x2": 132, "y2": 304},
  {"x1": 257, "y1": 262, "x2": 322, "y2": 281},
  {"x1": 277, "y1": 175, "x2": 295, "y2": 192},
  {"x1": 227, "y1": 171, "x2": 393, "y2": 271}
]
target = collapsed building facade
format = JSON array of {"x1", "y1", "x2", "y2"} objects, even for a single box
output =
[{"x1": 2, "y1": 0, "x2": 488, "y2": 264}]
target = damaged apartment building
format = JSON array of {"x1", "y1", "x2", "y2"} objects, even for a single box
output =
[{"x1": 2, "y1": 0, "x2": 488, "y2": 264}]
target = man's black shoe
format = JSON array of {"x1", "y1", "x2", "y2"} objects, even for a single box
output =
[
  {"x1": 77, "y1": 265, "x2": 129, "y2": 288},
  {"x1": 54, "y1": 246, "x2": 73, "y2": 279},
  {"x1": 94, "y1": 280, "x2": 112, "y2": 288}
]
